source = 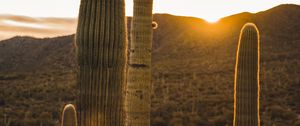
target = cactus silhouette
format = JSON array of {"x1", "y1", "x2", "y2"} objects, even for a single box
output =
[
  {"x1": 125, "y1": 0, "x2": 153, "y2": 126},
  {"x1": 61, "y1": 104, "x2": 77, "y2": 126},
  {"x1": 75, "y1": 0, "x2": 127, "y2": 125},
  {"x1": 233, "y1": 23, "x2": 260, "y2": 126}
]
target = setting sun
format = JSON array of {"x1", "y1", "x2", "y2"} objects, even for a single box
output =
[{"x1": 204, "y1": 17, "x2": 220, "y2": 23}]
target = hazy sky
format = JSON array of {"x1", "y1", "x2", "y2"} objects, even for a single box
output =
[{"x1": 0, "y1": 0, "x2": 300, "y2": 22}]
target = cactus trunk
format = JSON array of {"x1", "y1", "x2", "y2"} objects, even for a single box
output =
[
  {"x1": 125, "y1": 0, "x2": 153, "y2": 126},
  {"x1": 61, "y1": 104, "x2": 77, "y2": 126},
  {"x1": 75, "y1": 0, "x2": 127, "y2": 126},
  {"x1": 233, "y1": 23, "x2": 260, "y2": 126}
]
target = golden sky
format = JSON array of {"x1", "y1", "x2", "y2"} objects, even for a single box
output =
[
  {"x1": 0, "y1": 0, "x2": 300, "y2": 40},
  {"x1": 0, "y1": 0, "x2": 300, "y2": 22}
]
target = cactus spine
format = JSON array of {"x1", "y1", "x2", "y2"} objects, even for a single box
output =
[
  {"x1": 75, "y1": 0, "x2": 127, "y2": 125},
  {"x1": 61, "y1": 104, "x2": 77, "y2": 126},
  {"x1": 233, "y1": 23, "x2": 260, "y2": 126},
  {"x1": 125, "y1": 0, "x2": 153, "y2": 126}
]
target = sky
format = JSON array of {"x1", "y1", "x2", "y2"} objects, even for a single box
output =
[
  {"x1": 0, "y1": 0, "x2": 300, "y2": 40},
  {"x1": 0, "y1": 0, "x2": 300, "y2": 22}
]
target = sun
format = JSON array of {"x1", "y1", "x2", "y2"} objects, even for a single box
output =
[
  {"x1": 203, "y1": 16, "x2": 220, "y2": 23},
  {"x1": 190, "y1": 12, "x2": 222, "y2": 23}
]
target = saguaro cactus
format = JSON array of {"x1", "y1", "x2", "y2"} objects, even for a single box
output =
[
  {"x1": 75, "y1": 0, "x2": 127, "y2": 126},
  {"x1": 125, "y1": 0, "x2": 153, "y2": 126},
  {"x1": 61, "y1": 104, "x2": 77, "y2": 126},
  {"x1": 233, "y1": 23, "x2": 260, "y2": 126}
]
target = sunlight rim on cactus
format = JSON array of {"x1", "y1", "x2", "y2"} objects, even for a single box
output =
[
  {"x1": 233, "y1": 22, "x2": 260, "y2": 126},
  {"x1": 61, "y1": 104, "x2": 77, "y2": 126}
]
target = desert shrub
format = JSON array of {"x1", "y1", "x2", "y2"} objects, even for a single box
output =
[
  {"x1": 268, "y1": 105, "x2": 297, "y2": 120},
  {"x1": 10, "y1": 119, "x2": 22, "y2": 126},
  {"x1": 152, "y1": 116, "x2": 167, "y2": 126},
  {"x1": 169, "y1": 117, "x2": 184, "y2": 126},
  {"x1": 51, "y1": 110, "x2": 60, "y2": 120},
  {"x1": 0, "y1": 98, "x2": 5, "y2": 106},
  {"x1": 211, "y1": 115, "x2": 227, "y2": 126},
  {"x1": 23, "y1": 118, "x2": 39, "y2": 126},
  {"x1": 294, "y1": 119, "x2": 300, "y2": 126},
  {"x1": 188, "y1": 114, "x2": 210, "y2": 126},
  {"x1": 39, "y1": 112, "x2": 53, "y2": 126}
]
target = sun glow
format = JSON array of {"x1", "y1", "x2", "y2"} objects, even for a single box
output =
[{"x1": 203, "y1": 17, "x2": 220, "y2": 23}]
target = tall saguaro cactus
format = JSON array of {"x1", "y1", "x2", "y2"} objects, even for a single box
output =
[
  {"x1": 75, "y1": 0, "x2": 127, "y2": 125},
  {"x1": 233, "y1": 23, "x2": 260, "y2": 126},
  {"x1": 125, "y1": 0, "x2": 153, "y2": 126},
  {"x1": 61, "y1": 104, "x2": 77, "y2": 126}
]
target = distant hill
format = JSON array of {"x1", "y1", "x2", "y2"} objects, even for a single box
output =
[
  {"x1": 0, "y1": 36, "x2": 76, "y2": 73},
  {"x1": 0, "y1": 4, "x2": 299, "y2": 126}
]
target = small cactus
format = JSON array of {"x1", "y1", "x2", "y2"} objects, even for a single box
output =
[
  {"x1": 233, "y1": 23, "x2": 260, "y2": 126},
  {"x1": 61, "y1": 104, "x2": 77, "y2": 126}
]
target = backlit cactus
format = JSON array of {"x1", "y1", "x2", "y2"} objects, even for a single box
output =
[
  {"x1": 61, "y1": 104, "x2": 77, "y2": 126},
  {"x1": 125, "y1": 0, "x2": 153, "y2": 126},
  {"x1": 233, "y1": 23, "x2": 260, "y2": 126},
  {"x1": 75, "y1": 0, "x2": 127, "y2": 125}
]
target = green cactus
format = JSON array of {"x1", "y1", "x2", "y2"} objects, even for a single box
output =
[
  {"x1": 75, "y1": 0, "x2": 127, "y2": 125},
  {"x1": 125, "y1": 0, "x2": 153, "y2": 126},
  {"x1": 233, "y1": 23, "x2": 260, "y2": 126},
  {"x1": 61, "y1": 104, "x2": 77, "y2": 126}
]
